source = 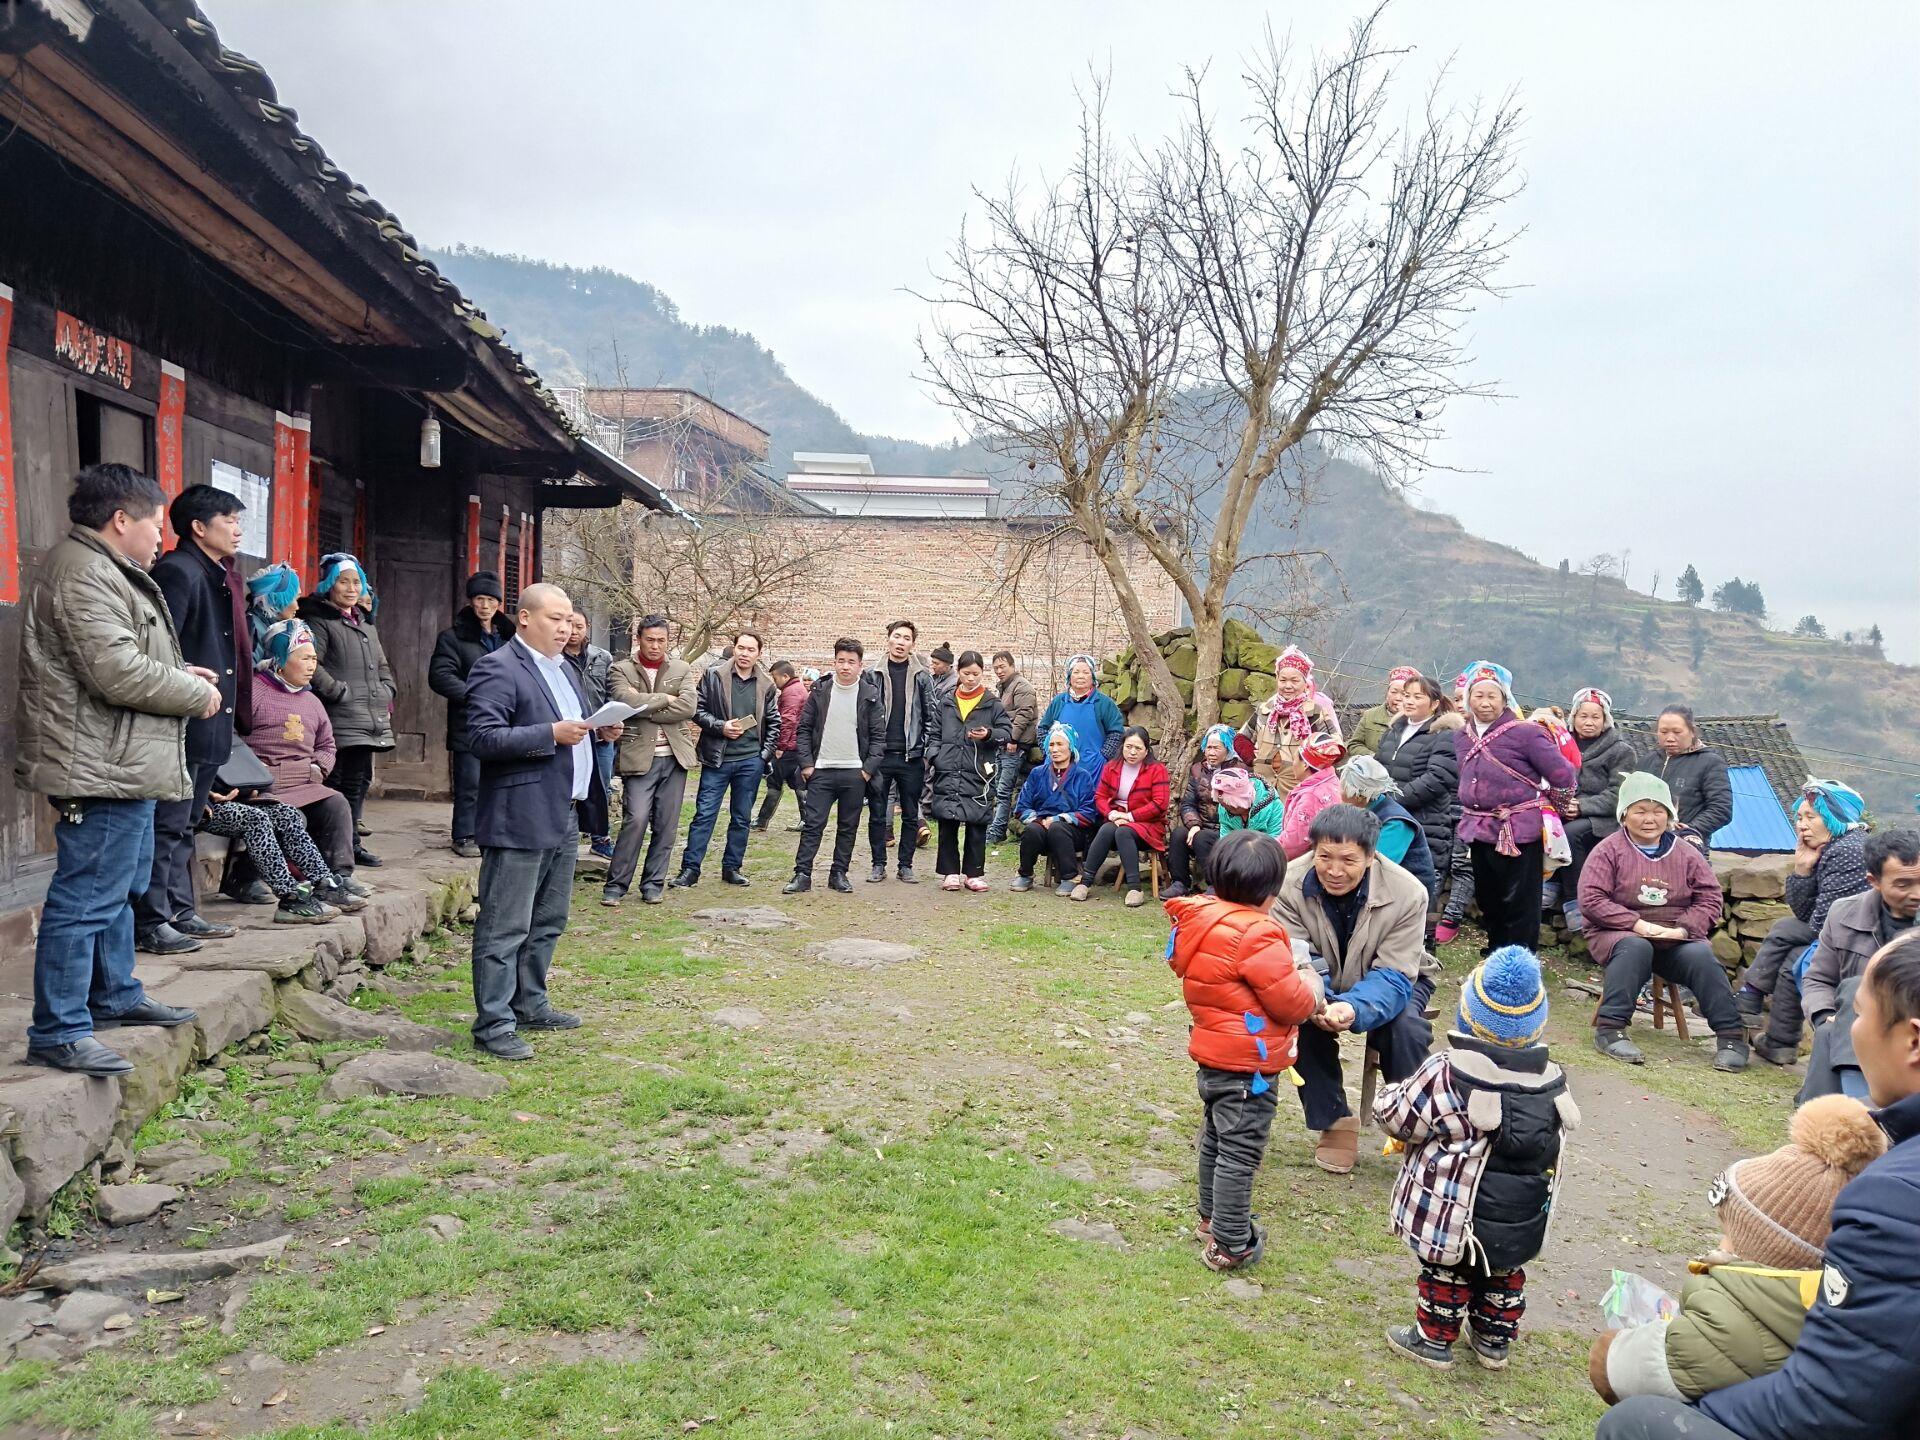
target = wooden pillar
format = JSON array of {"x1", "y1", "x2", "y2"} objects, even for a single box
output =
[
  {"x1": 352, "y1": 477, "x2": 367, "y2": 560},
  {"x1": 496, "y1": 502, "x2": 510, "y2": 591},
  {"x1": 465, "y1": 493, "x2": 481, "y2": 576},
  {"x1": 0, "y1": 283, "x2": 17, "y2": 605}
]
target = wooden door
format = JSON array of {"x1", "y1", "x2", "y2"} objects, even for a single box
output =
[{"x1": 369, "y1": 557, "x2": 447, "y2": 800}]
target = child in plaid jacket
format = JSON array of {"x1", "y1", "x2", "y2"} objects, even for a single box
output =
[{"x1": 1374, "y1": 946, "x2": 1580, "y2": 1371}]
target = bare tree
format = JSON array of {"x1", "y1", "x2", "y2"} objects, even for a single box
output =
[
  {"x1": 917, "y1": 5, "x2": 1520, "y2": 751},
  {"x1": 1579, "y1": 552, "x2": 1619, "y2": 609}
]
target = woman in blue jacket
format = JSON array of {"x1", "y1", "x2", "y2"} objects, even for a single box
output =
[
  {"x1": 1036, "y1": 654, "x2": 1124, "y2": 763},
  {"x1": 1010, "y1": 724, "x2": 1098, "y2": 896}
]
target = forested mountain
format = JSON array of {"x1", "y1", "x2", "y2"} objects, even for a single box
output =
[{"x1": 435, "y1": 246, "x2": 1920, "y2": 819}]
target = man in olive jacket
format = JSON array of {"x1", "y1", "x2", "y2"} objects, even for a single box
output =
[
  {"x1": 601, "y1": 615, "x2": 698, "y2": 906},
  {"x1": 14, "y1": 465, "x2": 220, "y2": 1076}
]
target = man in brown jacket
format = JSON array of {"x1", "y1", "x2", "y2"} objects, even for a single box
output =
[
  {"x1": 987, "y1": 650, "x2": 1039, "y2": 844},
  {"x1": 1274, "y1": 804, "x2": 1439, "y2": 1175},
  {"x1": 600, "y1": 616, "x2": 698, "y2": 906},
  {"x1": 15, "y1": 465, "x2": 220, "y2": 1075}
]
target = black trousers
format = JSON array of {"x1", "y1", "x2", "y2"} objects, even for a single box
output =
[
  {"x1": 1441, "y1": 839, "x2": 1476, "y2": 924},
  {"x1": 794, "y1": 768, "x2": 866, "y2": 877},
  {"x1": 868, "y1": 756, "x2": 925, "y2": 869},
  {"x1": 1165, "y1": 823, "x2": 1216, "y2": 888},
  {"x1": 757, "y1": 750, "x2": 807, "y2": 827},
  {"x1": 1561, "y1": 817, "x2": 1604, "y2": 903},
  {"x1": 1595, "y1": 935, "x2": 1744, "y2": 1038},
  {"x1": 136, "y1": 759, "x2": 219, "y2": 930},
  {"x1": 1196, "y1": 1065, "x2": 1278, "y2": 1253},
  {"x1": 1468, "y1": 838, "x2": 1545, "y2": 950},
  {"x1": 1294, "y1": 975, "x2": 1434, "y2": 1131},
  {"x1": 301, "y1": 791, "x2": 356, "y2": 877},
  {"x1": 935, "y1": 819, "x2": 987, "y2": 878},
  {"x1": 450, "y1": 749, "x2": 481, "y2": 845},
  {"x1": 1752, "y1": 916, "x2": 1817, "y2": 1046},
  {"x1": 1081, "y1": 821, "x2": 1146, "y2": 887},
  {"x1": 1017, "y1": 818, "x2": 1088, "y2": 879},
  {"x1": 330, "y1": 745, "x2": 377, "y2": 829}
]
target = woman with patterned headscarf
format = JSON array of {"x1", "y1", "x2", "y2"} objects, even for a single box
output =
[
  {"x1": 1243, "y1": 645, "x2": 1342, "y2": 796},
  {"x1": 296, "y1": 553, "x2": 395, "y2": 867},
  {"x1": 1348, "y1": 666, "x2": 1420, "y2": 760},
  {"x1": 1556, "y1": 686, "x2": 1639, "y2": 932},
  {"x1": 1278, "y1": 733, "x2": 1349, "y2": 860},
  {"x1": 244, "y1": 562, "x2": 301, "y2": 659},
  {"x1": 1166, "y1": 724, "x2": 1239, "y2": 898},
  {"x1": 1036, "y1": 653, "x2": 1125, "y2": 763},
  {"x1": 1009, "y1": 723, "x2": 1100, "y2": 896},
  {"x1": 1745, "y1": 778, "x2": 1873, "y2": 1066}
]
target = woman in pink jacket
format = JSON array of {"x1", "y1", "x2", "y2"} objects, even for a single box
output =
[{"x1": 1278, "y1": 733, "x2": 1349, "y2": 859}]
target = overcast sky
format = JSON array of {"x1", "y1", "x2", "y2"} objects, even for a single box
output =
[{"x1": 215, "y1": 1, "x2": 1920, "y2": 658}]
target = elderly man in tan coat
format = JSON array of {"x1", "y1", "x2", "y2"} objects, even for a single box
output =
[
  {"x1": 1273, "y1": 803, "x2": 1438, "y2": 1175},
  {"x1": 15, "y1": 464, "x2": 221, "y2": 1076},
  {"x1": 600, "y1": 614, "x2": 699, "y2": 907}
]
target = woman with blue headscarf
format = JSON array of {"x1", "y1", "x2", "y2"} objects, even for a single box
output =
[
  {"x1": 296, "y1": 553, "x2": 395, "y2": 867},
  {"x1": 1036, "y1": 654, "x2": 1125, "y2": 762},
  {"x1": 1745, "y1": 778, "x2": 1872, "y2": 1065},
  {"x1": 1009, "y1": 723, "x2": 1099, "y2": 896},
  {"x1": 244, "y1": 563, "x2": 302, "y2": 660},
  {"x1": 1165, "y1": 724, "x2": 1240, "y2": 898}
]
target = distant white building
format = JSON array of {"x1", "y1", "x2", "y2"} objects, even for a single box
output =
[{"x1": 787, "y1": 452, "x2": 999, "y2": 519}]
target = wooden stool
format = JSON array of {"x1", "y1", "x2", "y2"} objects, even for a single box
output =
[
  {"x1": 1649, "y1": 978, "x2": 1690, "y2": 1040},
  {"x1": 1112, "y1": 851, "x2": 1162, "y2": 900}
]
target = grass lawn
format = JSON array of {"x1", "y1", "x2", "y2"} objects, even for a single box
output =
[{"x1": 2, "y1": 821, "x2": 1800, "y2": 1439}]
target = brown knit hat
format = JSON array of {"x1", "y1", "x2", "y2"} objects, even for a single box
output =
[{"x1": 1709, "y1": 1095, "x2": 1888, "y2": 1269}]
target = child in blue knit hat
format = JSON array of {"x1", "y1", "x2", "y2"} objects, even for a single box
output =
[{"x1": 1374, "y1": 945, "x2": 1581, "y2": 1371}]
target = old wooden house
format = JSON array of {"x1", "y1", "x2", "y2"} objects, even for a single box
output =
[{"x1": 0, "y1": 0, "x2": 671, "y2": 937}]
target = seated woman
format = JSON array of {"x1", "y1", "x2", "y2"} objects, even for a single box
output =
[
  {"x1": 1338, "y1": 756, "x2": 1436, "y2": 897},
  {"x1": 244, "y1": 620, "x2": 369, "y2": 893},
  {"x1": 1009, "y1": 724, "x2": 1098, "y2": 896},
  {"x1": 1744, "y1": 779, "x2": 1871, "y2": 1066},
  {"x1": 1579, "y1": 772, "x2": 1747, "y2": 1071},
  {"x1": 1244, "y1": 645, "x2": 1341, "y2": 796},
  {"x1": 1590, "y1": 1094, "x2": 1885, "y2": 1407},
  {"x1": 201, "y1": 767, "x2": 367, "y2": 924},
  {"x1": 1166, "y1": 725, "x2": 1237, "y2": 898},
  {"x1": 1277, "y1": 733, "x2": 1347, "y2": 860},
  {"x1": 1071, "y1": 726, "x2": 1169, "y2": 908},
  {"x1": 1212, "y1": 766, "x2": 1284, "y2": 849}
]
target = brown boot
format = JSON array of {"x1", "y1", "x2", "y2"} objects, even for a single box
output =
[
  {"x1": 1588, "y1": 1332, "x2": 1619, "y2": 1403},
  {"x1": 1314, "y1": 1115, "x2": 1361, "y2": 1174}
]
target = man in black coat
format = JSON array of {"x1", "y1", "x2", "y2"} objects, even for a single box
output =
[
  {"x1": 783, "y1": 638, "x2": 887, "y2": 894},
  {"x1": 428, "y1": 571, "x2": 514, "y2": 858},
  {"x1": 135, "y1": 484, "x2": 250, "y2": 955}
]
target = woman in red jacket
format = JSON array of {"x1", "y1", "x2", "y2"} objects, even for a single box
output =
[{"x1": 1071, "y1": 726, "x2": 1170, "y2": 908}]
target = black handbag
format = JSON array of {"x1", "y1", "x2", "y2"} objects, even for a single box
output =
[{"x1": 216, "y1": 738, "x2": 274, "y2": 801}]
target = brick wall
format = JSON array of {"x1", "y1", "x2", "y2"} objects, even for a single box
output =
[{"x1": 739, "y1": 517, "x2": 1180, "y2": 677}]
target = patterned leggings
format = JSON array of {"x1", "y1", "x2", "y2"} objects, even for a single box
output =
[
  {"x1": 201, "y1": 801, "x2": 334, "y2": 899},
  {"x1": 1416, "y1": 1261, "x2": 1526, "y2": 1345}
]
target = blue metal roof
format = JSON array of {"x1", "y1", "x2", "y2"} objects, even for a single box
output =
[{"x1": 1710, "y1": 765, "x2": 1798, "y2": 852}]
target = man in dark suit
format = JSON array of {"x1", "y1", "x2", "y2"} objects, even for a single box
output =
[
  {"x1": 463, "y1": 582, "x2": 616, "y2": 1060},
  {"x1": 136, "y1": 484, "x2": 251, "y2": 955}
]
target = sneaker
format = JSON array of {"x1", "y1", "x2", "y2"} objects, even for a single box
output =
[
  {"x1": 965, "y1": 876, "x2": 989, "y2": 892},
  {"x1": 1124, "y1": 888, "x2": 1145, "y2": 908},
  {"x1": 478, "y1": 1034, "x2": 535, "y2": 1062},
  {"x1": 1594, "y1": 1027, "x2": 1645, "y2": 1065},
  {"x1": 274, "y1": 892, "x2": 334, "y2": 924},
  {"x1": 601, "y1": 889, "x2": 626, "y2": 908},
  {"x1": 452, "y1": 840, "x2": 481, "y2": 859},
  {"x1": 1464, "y1": 1326, "x2": 1510, "y2": 1370},
  {"x1": 355, "y1": 817, "x2": 372, "y2": 838},
  {"x1": 1384, "y1": 1324, "x2": 1455, "y2": 1370},
  {"x1": 1054, "y1": 881, "x2": 1077, "y2": 898},
  {"x1": 1194, "y1": 1216, "x2": 1212, "y2": 1242},
  {"x1": 1714, "y1": 1036, "x2": 1751, "y2": 1073},
  {"x1": 518, "y1": 1008, "x2": 582, "y2": 1031},
  {"x1": 1011, "y1": 875, "x2": 1034, "y2": 892},
  {"x1": 174, "y1": 914, "x2": 236, "y2": 940},
  {"x1": 1751, "y1": 1035, "x2": 1799, "y2": 1067},
  {"x1": 338, "y1": 875, "x2": 374, "y2": 899},
  {"x1": 590, "y1": 838, "x2": 615, "y2": 860},
  {"x1": 941, "y1": 874, "x2": 963, "y2": 891},
  {"x1": 1069, "y1": 883, "x2": 1090, "y2": 902},
  {"x1": 1161, "y1": 881, "x2": 1188, "y2": 899},
  {"x1": 1201, "y1": 1223, "x2": 1266, "y2": 1271},
  {"x1": 1433, "y1": 921, "x2": 1460, "y2": 946},
  {"x1": 782, "y1": 874, "x2": 813, "y2": 895},
  {"x1": 1562, "y1": 901, "x2": 1583, "y2": 933},
  {"x1": 222, "y1": 880, "x2": 276, "y2": 906},
  {"x1": 896, "y1": 866, "x2": 918, "y2": 884},
  {"x1": 313, "y1": 879, "x2": 366, "y2": 913}
]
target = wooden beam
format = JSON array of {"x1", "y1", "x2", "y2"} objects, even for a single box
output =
[
  {"x1": 308, "y1": 344, "x2": 472, "y2": 392},
  {"x1": 5, "y1": 46, "x2": 409, "y2": 345},
  {"x1": 538, "y1": 483, "x2": 623, "y2": 510}
]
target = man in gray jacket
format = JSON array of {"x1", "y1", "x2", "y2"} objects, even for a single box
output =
[
  {"x1": 986, "y1": 650, "x2": 1039, "y2": 844},
  {"x1": 15, "y1": 465, "x2": 220, "y2": 1075},
  {"x1": 1796, "y1": 829, "x2": 1920, "y2": 1100}
]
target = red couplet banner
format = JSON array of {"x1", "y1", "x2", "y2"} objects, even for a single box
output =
[{"x1": 155, "y1": 360, "x2": 186, "y2": 546}]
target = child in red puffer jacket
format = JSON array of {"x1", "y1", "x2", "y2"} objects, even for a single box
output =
[{"x1": 1167, "y1": 830, "x2": 1323, "y2": 1272}]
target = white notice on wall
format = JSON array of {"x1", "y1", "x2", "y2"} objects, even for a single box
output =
[{"x1": 210, "y1": 460, "x2": 271, "y2": 559}]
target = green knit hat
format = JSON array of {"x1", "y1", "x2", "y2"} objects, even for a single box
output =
[{"x1": 1615, "y1": 771, "x2": 1676, "y2": 823}]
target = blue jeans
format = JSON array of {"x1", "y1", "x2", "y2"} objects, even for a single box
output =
[
  {"x1": 450, "y1": 750, "x2": 481, "y2": 845},
  {"x1": 680, "y1": 756, "x2": 764, "y2": 877},
  {"x1": 31, "y1": 798, "x2": 156, "y2": 1048},
  {"x1": 471, "y1": 842, "x2": 576, "y2": 1042},
  {"x1": 987, "y1": 746, "x2": 1026, "y2": 840}
]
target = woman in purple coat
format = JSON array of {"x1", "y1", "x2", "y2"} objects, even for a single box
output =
[
  {"x1": 1454, "y1": 661, "x2": 1576, "y2": 951},
  {"x1": 244, "y1": 620, "x2": 363, "y2": 885}
]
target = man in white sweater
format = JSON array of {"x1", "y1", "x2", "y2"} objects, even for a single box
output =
[{"x1": 784, "y1": 638, "x2": 887, "y2": 894}]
